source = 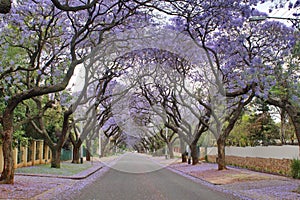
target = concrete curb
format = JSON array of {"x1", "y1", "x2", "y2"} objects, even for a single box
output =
[{"x1": 15, "y1": 164, "x2": 103, "y2": 180}]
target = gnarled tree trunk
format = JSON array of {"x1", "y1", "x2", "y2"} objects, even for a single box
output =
[
  {"x1": 217, "y1": 136, "x2": 227, "y2": 170},
  {"x1": 0, "y1": 110, "x2": 14, "y2": 184},
  {"x1": 289, "y1": 114, "x2": 300, "y2": 156},
  {"x1": 86, "y1": 139, "x2": 91, "y2": 161},
  {"x1": 86, "y1": 150, "x2": 91, "y2": 161},
  {"x1": 190, "y1": 143, "x2": 198, "y2": 165},
  {"x1": 51, "y1": 146, "x2": 61, "y2": 168},
  {"x1": 179, "y1": 137, "x2": 187, "y2": 162},
  {"x1": 72, "y1": 145, "x2": 80, "y2": 164}
]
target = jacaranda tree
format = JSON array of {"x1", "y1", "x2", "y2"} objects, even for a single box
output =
[{"x1": 0, "y1": 0, "x2": 143, "y2": 184}]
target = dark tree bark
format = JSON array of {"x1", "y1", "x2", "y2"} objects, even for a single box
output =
[
  {"x1": 86, "y1": 140, "x2": 91, "y2": 161},
  {"x1": 72, "y1": 145, "x2": 80, "y2": 164},
  {"x1": 51, "y1": 109, "x2": 72, "y2": 168},
  {"x1": 190, "y1": 143, "x2": 198, "y2": 165},
  {"x1": 217, "y1": 136, "x2": 226, "y2": 170},
  {"x1": 0, "y1": 0, "x2": 11, "y2": 14},
  {"x1": 86, "y1": 150, "x2": 91, "y2": 161},
  {"x1": 51, "y1": 146, "x2": 62, "y2": 168},
  {"x1": 50, "y1": 0, "x2": 98, "y2": 12},
  {"x1": 0, "y1": 110, "x2": 14, "y2": 184},
  {"x1": 179, "y1": 137, "x2": 187, "y2": 162},
  {"x1": 69, "y1": 126, "x2": 82, "y2": 164},
  {"x1": 215, "y1": 92, "x2": 254, "y2": 170}
]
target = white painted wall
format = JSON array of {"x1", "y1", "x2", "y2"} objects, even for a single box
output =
[{"x1": 205, "y1": 145, "x2": 300, "y2": 159}]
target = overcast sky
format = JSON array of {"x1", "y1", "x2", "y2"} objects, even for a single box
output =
[{"x1": 256, "y1": 0, "x2": 299, "y2": 26}]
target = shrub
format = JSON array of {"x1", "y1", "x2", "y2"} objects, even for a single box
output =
[
  {"x1": 204, "y1": 155, "x2": 208, "y2": 162},
  {"x1": 291, "y1": 158, "x2": 300, "y2": 179}
]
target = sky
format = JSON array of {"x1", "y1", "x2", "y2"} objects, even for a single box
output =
[{"x1": 256, "y1": 0, "x2": 299, "y2": 26}]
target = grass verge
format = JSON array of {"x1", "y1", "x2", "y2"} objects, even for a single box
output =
[{"x1": 15, "y1": 162, "x2": 93, "y2": 176}]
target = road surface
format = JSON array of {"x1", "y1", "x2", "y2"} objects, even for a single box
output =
[{"x1": 74, "y1": 153, "x2": 237, "y2": 200}]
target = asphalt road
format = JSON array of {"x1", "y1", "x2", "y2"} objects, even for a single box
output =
[{"x1": 74, "y1": 153, "x2": 237, "y2": 200}]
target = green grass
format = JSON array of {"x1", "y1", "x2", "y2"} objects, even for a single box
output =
[
  {"x1": 291, "y1": 158, "x2": 300, "y2": 179},
  {"x1": 15, "y1": 162, "x2": 93, "y2": 176}
]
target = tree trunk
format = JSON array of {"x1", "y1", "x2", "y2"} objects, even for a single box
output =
[
  {"x1": 86, "y1": 140, "x2": 91, "y2": 161},
  {"x1": 167, "y1": 143, "x2": 174, "y2": 159},
  {"x1": 280, "y1": 109, "x2": 286, "y2": 145},
  {"x1": 179, "y1": 137, "x2": 187, "y2": 162},
  {"x1": 290, "y1": 115, "x2": 300, "y2": 157},
  {"x1": 291, "y1": 116, "x2": 300, "y2": 143},
  {"x1": 217, "y1": 137, "x2": 227, "y2": 170},
  {"x1": 181, "y1": 153, "x2": 187, "y2": 162},
  {"x1": 0, "y1": 111, "x2": 14, "y2": 184},
  {"x1": 284, "y1": 106, "x2": 300, "y2": 155},
  {"x1": 86, "y1": 150, "x2": 91, "y2": 161},
  {"x1": 72, "y1": 145, "x2": 80, "y2": 164},
  {"x1": 100, "y1": 145, "x2": 106, "y2": 158},
  {"x1": 190, "y1": 143, "x2": 198, "y2": 165},
  {"x1": 51, "y1": 147, "x2": 61, "y2": 168},
  {"x1": 101, "y1": 139, "x2": 108, "y2": 157},
  {"x1": 101, "y1": 144, "x2": 107, "y2": 157}
]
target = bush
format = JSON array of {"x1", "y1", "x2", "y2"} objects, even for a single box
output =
[
  {"x1": 291, "y1": 159, "x2": 300, "y2": 179},
  {"x1": 204, "y1": 155, "x2": 208, "y2": 162}
]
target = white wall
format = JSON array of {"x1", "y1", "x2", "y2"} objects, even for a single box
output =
[{"x1": 205, "y1": 145, "x2": 299, "y2": 159}]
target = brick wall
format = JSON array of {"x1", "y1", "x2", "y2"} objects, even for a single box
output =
[{"x1": 207, "y1": 155, "x2": 293, "y2": 176}]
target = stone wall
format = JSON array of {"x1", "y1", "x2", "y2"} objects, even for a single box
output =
[{"x1": 207, "y1": 155, "x2": 293, "y2": 176}]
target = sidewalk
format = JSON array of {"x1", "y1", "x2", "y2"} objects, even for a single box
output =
[
  {"x1": 150, "y1": 156, "x2": 300, "y2": 200},
  {"x1": 0, "y1": 155, "x2": 120, "y2": 199}
]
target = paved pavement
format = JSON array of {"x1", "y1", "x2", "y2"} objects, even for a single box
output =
[
  {"x1": 73, "y1": 153, "x2": 237, "y2": 200},
  {"x1": 3, "y1": 153, "x2": 300, "y2": 199}
]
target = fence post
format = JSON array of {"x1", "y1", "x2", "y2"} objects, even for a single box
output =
[
  {"x1": 31, "y1": 140, "x2": 36, "y2": 166},
  {"x1": 13, "y1": 147, "x2": 18, "y2": 169},
  {"x1": 23, "y1": 145, "x2": 28, "y2": 167},
  {"x1": 0, "y1": 145, "x2": 3, "y2": 173},
  {"x1": 39, "y1": 141, "x2": 43, "y2": 164},
  {"x1": 44, "y1": 144, "x2": 50, "y2": 163}
]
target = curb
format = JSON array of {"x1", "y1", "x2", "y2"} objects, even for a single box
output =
[
  {"x1": 166, "y1": 166, "x2": 253, "y2": 200},
  {"x1": 15, "y1": 164, "x2": 103, "y2": 180}
]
